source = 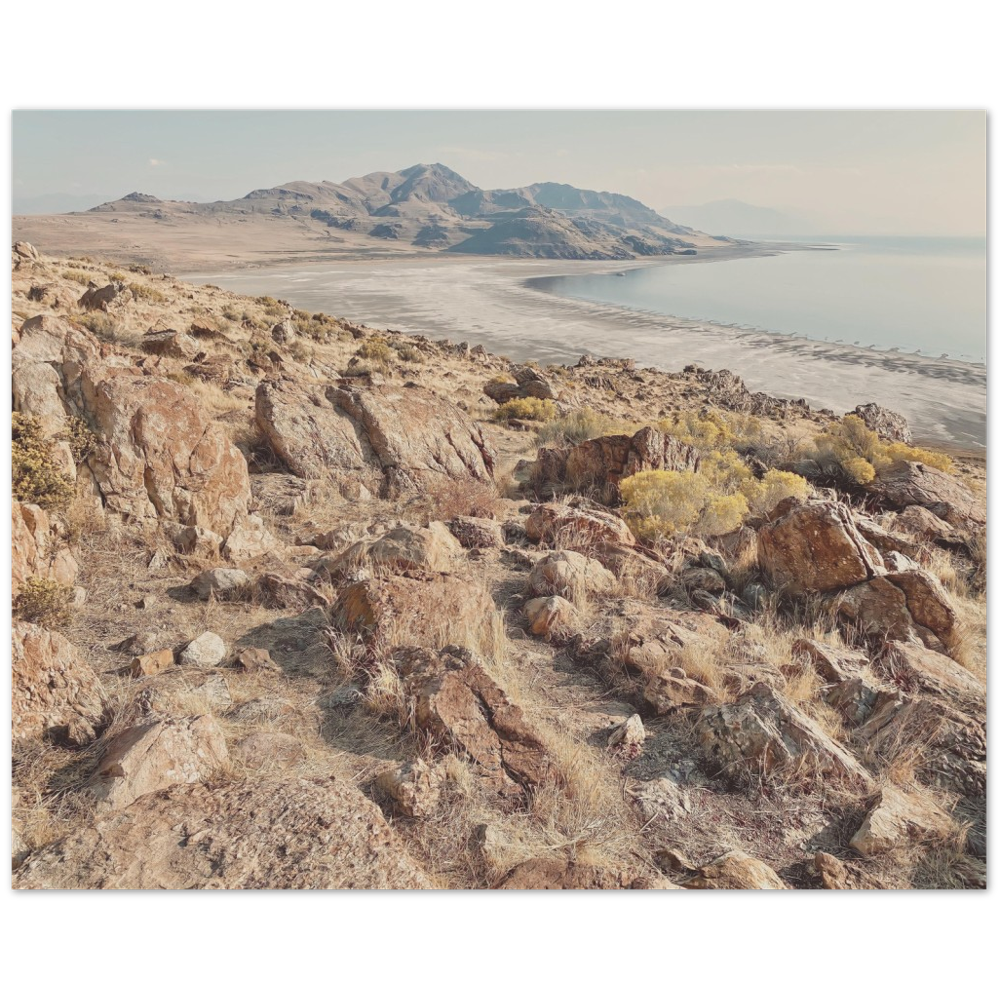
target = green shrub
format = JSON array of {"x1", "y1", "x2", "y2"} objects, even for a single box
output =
[
  {"x1": 12, "y1": 414, "x2": 74, "y2": 511},
  {"x1": 14, "y1": 578, "x2": 75, "y2": 629},
  {"x1": 493, "y1": 398, "x2": 558, "y2": 423}
]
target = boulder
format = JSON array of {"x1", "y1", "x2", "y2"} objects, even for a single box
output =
[
  {"x1": 13, "y1": 240, "x2": 41, "y2": 262},
  {"x1": 697, "y1": 682, "x2": 872, "y2": 788},
  {"x1": 221, "y1": 514, "x2": 280, "y2": 562},
  {"x1": 375, "y1": 759, "x2": 449, "y2": 818},
  {"x1": 857, "y1": 694, "x2": 985, "y2": 799},
  {"x1": 324, "y1": 522, "x2": 462, "y2": 578},
  {"x1": 253, "y1": 572, "x2": 329, "y2": 610},
  {"x1": 496, "y1": 858, "x2": 627, "y2": 890},
  {"x1": 814, "y1": 852, "x2": 852, "y2": 890},
  {"x1": 235, "y1": 733, "x2": 306, "y2": 772},
  {"x1": 178, "y1": 632, "x2": 227, "y2": 669},
  {"x1": 12, "y1": 502, "x2": 79, "y2": 598},
  {"x1": 141, "y1": 329, "x2": 197, "y2": 358},
  {"x1": 86, "y1": 715, "x2": 228, "y2": 811},
  {"x1": 525, "y1": 502, "x2": 636, "y2": 551},
  {"x1": 12, "y1": 623, "x2": 106, "y2": 746},
  {"x1": 394, "y1": 646, "x2": 558, "y2": 793},
  {"x1": 526, "y1": 549, "x2": 616, "y2": 601},
  {"x1": 14, "y1": 777, "x2": 431, "y2": 889},
  {"x1": 851, "y1": 403, "x2": 911, "y2": 443},
  {"x1": 81, "y1": 367, "x2": 251, "y2": 536},
  {"x1": 191, "y1": 568, "x2": 252, "y2": 600},
  {"x1": 524, "y1": 596, "x2": 578, "y2": 638},
  {"x1": 336, "y1": 574, "x2": 495, "y2": 651},
  {"x1": 757, "y1": 499, "x2": 884, "y2": 596},
  {"x1": 881, "y1": 640, "x2": 984, "y2": 706},
  {"x1": 255, "y1": 378, "x2": 496, "y2": 493},
  {"x1": 867, "y1": 460, "x2": 984, "y2": 528},
  {"x1": 123, "y1": 648, "x2": 174, "y2": 678},
  {"x1": 448, "y1": 515, "x2": 505, "y2": 549},
  {"x1": 607, "y1": 714, "x2": 646, "y2": 759},
  {"x1": 829, "y1": 568, "x2": 958, "y2": 652},
  {"x1": 686, "y1": 850, "x2": 786, "y2": 890},
  {"x1": 484, "y1": 367, "x2": 554, "y2": 404},
  {"x1": 849, "y1": 784, "x2": 955, "y2": 857},
  {"x1": 78, "y1": 280, "x2": 131, "y2": 312},
  {"x1": 534, "y1": 426, "x2": 700, "y2": 503},
  {"x1": 794, "y1": 637, "x2": 883, "y2": 725},
  {"x1": 892, "y1": 506, "x2": 969, "y2": 549}
]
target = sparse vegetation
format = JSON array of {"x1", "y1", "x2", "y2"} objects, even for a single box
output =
[
  {"x1": 14, "y1": 578, "x2": 75, "y2": 628},
  {"x1": 12, "y1": 414, "x2": 74, "y2": 511},
  {"x1": 493, "y1": 397, "x2": 558, "y2": 423}
]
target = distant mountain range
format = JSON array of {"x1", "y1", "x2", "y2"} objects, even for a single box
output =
[
  {"x1": 78, "y1": 163, "x2": 734, "y2": 260},
  {"x1": 659, "y1": 199, "x2": 817, "y2": 237}
]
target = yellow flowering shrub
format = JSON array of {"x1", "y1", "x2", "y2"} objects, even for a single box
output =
[{"x1": 493, "y1": 397, "x2": 558, "y2": 423}]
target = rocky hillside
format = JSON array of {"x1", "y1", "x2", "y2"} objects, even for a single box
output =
[
  {"x1": 10, "y1": 240, "x2": 986, "y2": 889},
  {"x1": 77, "y1": 163, "x2": 731, "y2": 260}
]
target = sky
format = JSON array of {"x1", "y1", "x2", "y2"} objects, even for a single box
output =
[{"x1": 11, "y1": 110, "x2": 987, "y2": 235}]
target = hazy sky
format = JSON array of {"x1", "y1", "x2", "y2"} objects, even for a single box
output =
[{"x1": 12, "y1": 110, "x2": 986, "y2": 235}]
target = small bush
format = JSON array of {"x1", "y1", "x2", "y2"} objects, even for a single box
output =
[
  {"x1": 493, "y1": 398, "x2": 558, "y2": 423},
  {"x1": 14, "y1": 578, "x2": 75, "y2": 629},
  {"x1": 357, "y1": 335, "x2": 393, "y2": 365},
  {"x1": 62, "y1": 270, "x2": 92, "y2": 285},
  {"x1": 535, "y1": 407, "x2": 634, "y2": 448},
  {"x1": 61, "y1": 416, "x2": 97, "y2": 465},
  {"x1": 75, "y1": 312, "x2": 118, "y2": 340},
  {"x1": 128, "y1": 263, "x2": 153, "y2": 275},
  {"x1": 741, "y1": 469, "x2": 810, "y2": 516},
  {"x1": 805, "y1": 414, "x2": 953, "y2": 484},
  {"x1": 108, "y1": 271, "x2": 128, "y2": 283},
  {"x1": 396, "y1": 345, "x2": 424, "y2": 363},
  {"x1": 12, "y1": 414, "x2": 74, "y2": 511},
  {"x1": 128, "y1": 282, "x2": 167, "y2": 303}
]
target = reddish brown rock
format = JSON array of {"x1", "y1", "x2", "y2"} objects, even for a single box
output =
[
  {"x1": 524, "y1": 502, "x2": 636, "y2": 551},
  {"x1": 12, "y1": 622, "x2": 106, "y2": 746},
  {"x1": 849, "y1": 784, "x2": 955, "y2": 857},
  {"x1": 336, "y1": 573, "x2": 495, "y2": 650},
  {"x1": 394, "y1": 646, "x2": 558, "y2": 793},
  {"x1": 11, "y1": 502, "x2": 79, "y2": 598},
  {"x1": 881, "y1": 640, "x2": 984, "y2": 705},
  {"x1": 867, "y1": 460, "x2": 984, "y2": 528},
  {"x1": 123, "y1": 648, "x2": 174, "y2": 678},
  {"x1": 686, "y1": 850, "x2": 786, "y2": 890},
  {"x1": 757, "y1": 499, "x2": 884, "y2": 596},
  {"x1": 697, "y1": 682, "x2": 871, "y2": 788}
]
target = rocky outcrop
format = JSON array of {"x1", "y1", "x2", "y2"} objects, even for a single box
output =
[
  {"x1": 12, "y1": 623, "x2": 106, "y2": 746},
  {"x1": 851, "y1": 403, "x2": 911, "y2": 443},
  {"x1": 534, "y1": 426, "x2": 700, "y2": 503},
  {"x1": 697, "y1": 683, "x2": 872, "y2": 787},
  {"x1": 447, "y1": 515, "x2": 505, "y2": 549},
  {"x1": 14, "y1": 777, "x2": 432, "y2": 889},
  {"x1": 867, "y1": 460, "x2": 984, "y2": 528},
  {"x1": 255, "y1": 378, "x2": 496, "y2": 494},
  {"x1": 881, "y1": 640, "x2": 984, "y2": 706},
  {"x1": 526, "y1": 549, "x2": 616, "y2": 601},
  {"x1": 794, "y1": 638, "x2": 884, "y2": 725},
  {"x1": 483, "y1": 366, "x2": 554, "y2": 404},
  {"x1": 394, "y1": 646, "x2": 558, "y2": 793},
  {"x1": 82, "y1": 367, "x2": 251, "y2": 536},
  {"x1": 375, "y1": 759, "x2": 449, "y2": 818},
  {"x1": 757, "y1": 498, "x2": 884, "y2": 596},
  {"x1": 524, "y1": 502, "x2": 636, "y2": 551},
  {"x1": 849, "y1": 784, "x2": 955, "y2": 856},
  {"x1": 12, "y1": 502, "x2": 79, "y2": 598},
  {"x1": 336, "y1": 573, "x2": 495, "y2": 650},
  {"x1": 829, "y1": 568, "x2": 958, "y2": 652},
  {"x1": 86, "y1": 715, "x2": 228, "y2": 811},
  {"x1": 686, "y1": 850, "x2": 786, "y2": 890},
  {"x1": 323, "y1": 522, "x2": 462, "y2": 578}
]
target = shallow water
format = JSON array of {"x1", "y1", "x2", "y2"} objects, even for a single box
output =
[{"x1": 531, "y1": 237, "x2": 987, "y2": 363}]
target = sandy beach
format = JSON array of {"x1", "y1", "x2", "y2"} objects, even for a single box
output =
[{"x1": 183, "y1": 251, "x2": 986, "y2": 449}]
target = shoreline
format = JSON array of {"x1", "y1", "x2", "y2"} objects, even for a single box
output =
[{"x1": 177, "y1": 250, "x2": 982, "y2": 451}]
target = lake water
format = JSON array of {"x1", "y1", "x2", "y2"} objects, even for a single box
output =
[{"x1": 530, "y1": 237, "x2": 987, "y2": 363}]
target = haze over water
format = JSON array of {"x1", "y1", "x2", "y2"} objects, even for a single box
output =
[{"x1": 533, "y1": 237, "x2": 986, "y2": 363}]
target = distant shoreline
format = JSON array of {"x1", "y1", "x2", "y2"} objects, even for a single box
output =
[{"x1": 180, "y1": 251, "x2": 986, "y2": 451}]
